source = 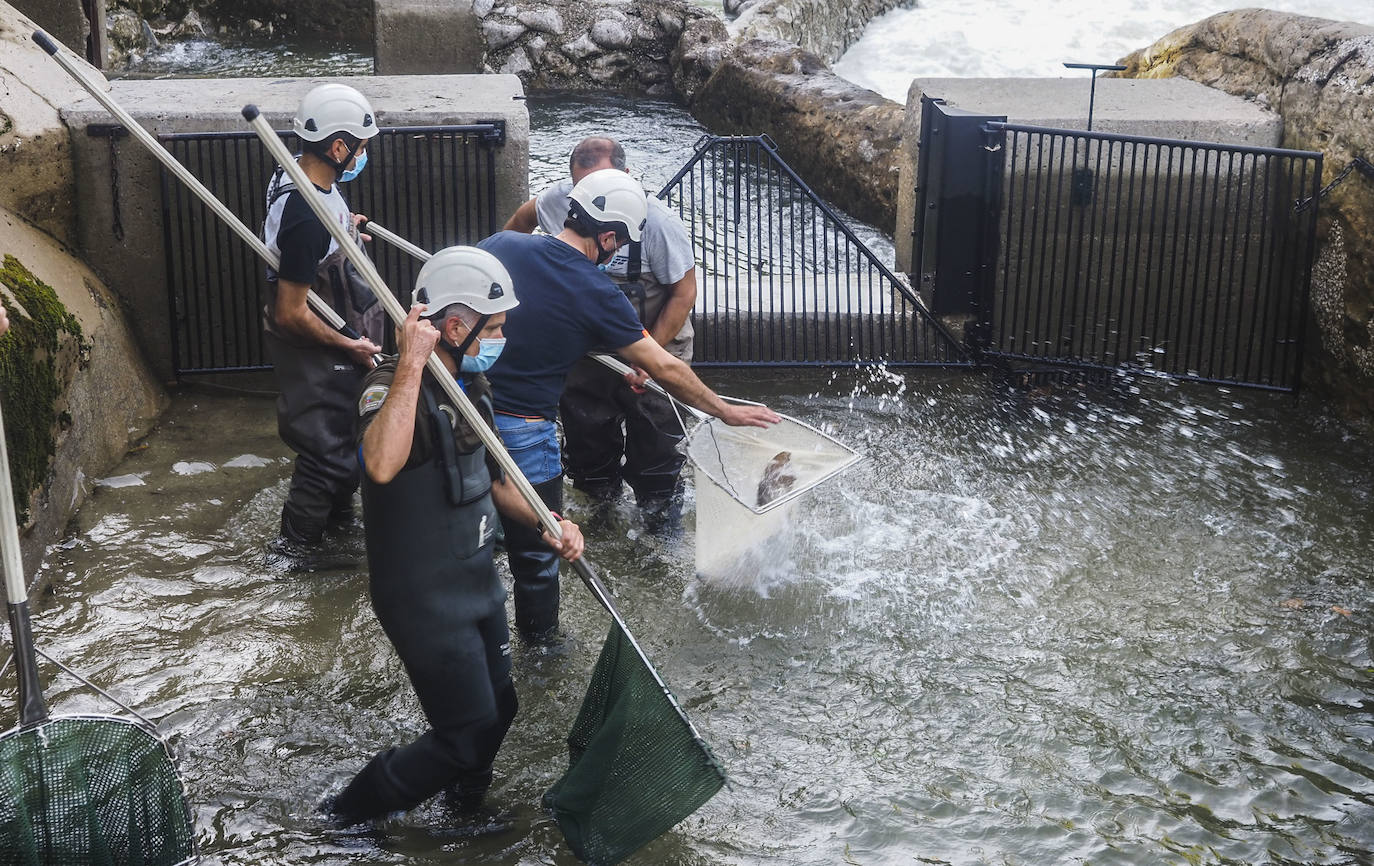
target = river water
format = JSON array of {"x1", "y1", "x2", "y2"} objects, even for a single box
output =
[
  {"x1": 17, "y1": 19, "x2": 1373, "y2": 866},
  {"x1": 7, "y1": 367, "x2": 1373, "y2": 864},
  {"x1": 833, "y1": 0, "x2": 1374, "y2": 103}
]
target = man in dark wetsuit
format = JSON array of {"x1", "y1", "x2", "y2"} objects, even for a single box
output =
[
  {"x1": 505, "y1": 136, "x2": 698, "y2": 527},
  {"x1": 481, "y1": 168, "x2": 780, "y2": 645},
  {"x1": 262, "y1": 83, "x2": 384, "y2": 559},
  {"x1": 328, "y1": 245, "x2": 584, "y2": 829}
]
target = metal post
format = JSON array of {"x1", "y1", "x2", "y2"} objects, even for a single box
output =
[{"x1": 1062, "y1": 62, "x2": 1127, "y2": 132}]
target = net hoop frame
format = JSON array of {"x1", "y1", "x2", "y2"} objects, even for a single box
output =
[
  {"x1": 0, "y1": 712, "x2": 200, "y2": 866},
  {"x1": 684, "y1": 410, "x2": 864, "y2": 515}
]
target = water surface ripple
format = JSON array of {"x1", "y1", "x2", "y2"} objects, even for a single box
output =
[{"x1": 4, "y1": 371, "x2": 1371, "y2": 864}]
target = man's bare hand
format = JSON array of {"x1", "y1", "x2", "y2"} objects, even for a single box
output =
[
  {"x1": 347, "y1": 335, "x2": 384, "y2": 367},
  {"x1": 352, "y1": 212, "x2": 372, "y2": 243},
  {"x1": 397, "y1": 303, "x2": 439, "y2": 369},
  {"x1": 542, "y1": 517, "x2": 585, "y2": 561},
  {"x1": 720, "y1": 403, "x2": 781, "y2": 428},
  {"x1": 622, "y1": 365, "x2": 650, "y2": 394}
]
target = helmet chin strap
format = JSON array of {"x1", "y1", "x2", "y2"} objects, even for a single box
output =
[
  {"x1": 595, "y1": 234, "x2": 618, "y2": 265},
  {"x1": 441, "y1": 313, "x2": 491, "y2": 370},
  {"x1": 321, "y1": 138, "x2": 362, "y2": 180}
]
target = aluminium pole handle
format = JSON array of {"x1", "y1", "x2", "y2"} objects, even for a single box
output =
[
  {"x1": 244, "y1": 105, "x2": 562, "y2": 541},
  {"x1": 33, "y1": 32, "x2": 360, "y2": 340}
]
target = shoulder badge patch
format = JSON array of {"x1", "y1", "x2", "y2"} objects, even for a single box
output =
[{"x1": 358, "y1": 384, "x2": 389, "y2": 416}]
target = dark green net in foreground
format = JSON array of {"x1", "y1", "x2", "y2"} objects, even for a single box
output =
[
  {"x1": 0, "y1": 716, "x2": 196, "y2": 866},
  {"x1": 544, "y1": 625, "x2": 727, "y2": 865}
]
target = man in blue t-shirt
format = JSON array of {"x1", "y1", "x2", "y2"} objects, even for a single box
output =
[{"x1": 481, "y1": 169, "x2": 779, "y2": 644}]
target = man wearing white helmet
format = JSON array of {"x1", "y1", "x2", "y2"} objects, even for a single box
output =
[
  {"x1": 261, "y1": 82, "x2": 385, "y2": 561},
  {"x1": 327, "y1": 246, "x2": 584, "y2": 829},
  {"x1": 505, "y1": 136, "x2": 697, "y2": 528},
  {"x1": 481, "y1": 168, "x2": 779, "y2": 645}
]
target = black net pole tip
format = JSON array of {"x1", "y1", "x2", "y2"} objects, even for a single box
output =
[
  {"x1": 357, "y1": 218, "x2": 372, "y2": 233},
  {"x1": 32, "y1": 31, "x2": 59, "y2": 55},
  {"x1": 242, "y1": 104, "x2": 261, "y2": 122}
]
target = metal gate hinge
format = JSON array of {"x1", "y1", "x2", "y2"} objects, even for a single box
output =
[{"x1": 479, "y1": 121, "x2": 506, "y2": 146}]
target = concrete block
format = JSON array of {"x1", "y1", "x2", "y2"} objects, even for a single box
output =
[
  {"x1": 374, "y1": 0, "x2": 485, "y2": 75},
  {"x1": 60, "y1": 74, "x2": 529, "y2": 380},
  {"x1": 9, "y1": 0, "x2": 87, "y2": 57},
  {"x1": 895, "y1": 76, "x2": 1284, "y2": 274},
  {"x1": 0, "y1": 0, "x2": 110, "y2": 245},
  {"x1": 909, "y1": 77, "x2": 1283, "y2": 145}
]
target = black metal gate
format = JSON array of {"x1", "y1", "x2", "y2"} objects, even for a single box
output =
[
  {"x1": 159, "y1": 123, "x2": 504, "y2": 375},
  {"x1": 913, "y1": 96, "x2": 1323, "y2": 392},
  {"x1": 660, "y1": 135, "x2": 968, "y2": 367}
]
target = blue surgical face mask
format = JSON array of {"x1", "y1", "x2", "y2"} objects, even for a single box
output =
[
  {"x1": 340, "y1": 150, "x2": 367, "y2": 183},
  {"x1": 459, "y1": 336, "x2": 506, "y2": 373}
]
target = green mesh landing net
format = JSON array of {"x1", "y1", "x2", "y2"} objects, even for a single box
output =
[
  {"x1": 544, "y1": 625, "x2": 726, "y2": 865},
  {"x1": 0, "y1": 716, "x2": 197, "y2": 866}
]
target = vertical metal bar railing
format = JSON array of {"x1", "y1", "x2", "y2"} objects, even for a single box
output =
[
  {"x1": 656, "y1": 134, "x2": 968, "y2": 367},
  {"x1": 982, "y1": 121, "x2": 1320, "y2": 390},
  {"x1": 159, "y1": 124, "x2": 503, "y2": 374}
]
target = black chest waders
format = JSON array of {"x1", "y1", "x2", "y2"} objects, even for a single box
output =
[
  {"x1": 561, "y1": 241, "x2": 692, "y2": 508},
  {"x1": 263, "y1": 175, "x2": 386, "y2": 545},
  {"x1": 335, "y1": 382, "x2": 517, "y2": 823},
  {"x1": 241, "y1": 117, "x2": 732, "y2": 863}
]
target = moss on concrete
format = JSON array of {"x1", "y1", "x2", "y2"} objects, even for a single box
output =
[{"x1": 0, "y1": 255, "x2": 88, "y2": 523}]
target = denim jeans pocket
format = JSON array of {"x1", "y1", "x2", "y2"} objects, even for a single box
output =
[{"x1": 494, "y1": 415, "x2": 560, "y2": 484}]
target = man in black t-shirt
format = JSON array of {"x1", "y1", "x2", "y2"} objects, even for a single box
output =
[{"x1": 261, "y1": 84, "x2": 384, "y2": 563}]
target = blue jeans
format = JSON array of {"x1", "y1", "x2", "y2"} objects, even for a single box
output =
[
  {"x1": 494, "y1": 414, "x2": 564, "y2": 638},
  {"x1": 493, "y1": 414, "x2": 561, "y2": 484}
]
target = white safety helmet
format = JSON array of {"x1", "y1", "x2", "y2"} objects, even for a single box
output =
[
  {"x1": 411, "y1": 246, "x2": 518, "y2": 317},
  {"x1": 567, "y1": 168, "x2": 648, "y2": 243},
  {"x1": 292, "y1": 83, "x2": 379, "y2": 144}
]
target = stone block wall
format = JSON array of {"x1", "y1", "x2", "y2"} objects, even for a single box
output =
[
  {"x1": 688, "y1": 38, "x2": 904, "y2": 231},
  {"x1": 1117, "y1": 10, "x2": 1374, "y2": 416},
  {"x1": 728, "y1": 0, "x2": 912, "y2": 64},
  {"x1": 475, "y1": 0, "x2": 717, "y2": 93}
]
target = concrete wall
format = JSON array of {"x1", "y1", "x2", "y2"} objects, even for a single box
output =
[
  {"x1": 374, "y1": 0, "x2": 483, "y2": 75},
  {"x1": 689, "y1": 38, "x2": 905, "y2": 232},
  {"x1": 61, "y1": 74, "x2": 529, "y2": 381},
  {"x1": 0, "y1": 2, "x2": 164, "y2": 574},
  {"x1": 893, "y1": 77, "x2": 1284, "y2": 275},
  {"x1": 10, "y1": 0, "x2": 87, "y2": 56},
  {"x1": 0, "y1": 206, "x2": 166, "y2": 576},
  {"x1": 0, "y1": 1, "x2": 102, "y2": 246}
]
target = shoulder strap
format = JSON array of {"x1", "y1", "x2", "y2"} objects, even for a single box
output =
[
  {"x1": 266, "y1": 165, "x2": 297, "y2": 208},
  {"x1": 419, "y1": 382, "x2": 465, "y2": 507}
]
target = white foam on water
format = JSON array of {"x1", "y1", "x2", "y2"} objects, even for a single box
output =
[
  {"x1": 224, "y1": 454, "x2": 274, "y2": 469},
  {"x1": 85, "y1": 513, "x2": 132, "y2": 543},
  {"x1": 834, "y1": 0, "x2": 1374, "y2": 103},
  {"x1": 172, "y1": 461, "x2": 216, "y2": 476},
  {"x1": 95, "y1": 472, "x2": 147, "y2": 488}
]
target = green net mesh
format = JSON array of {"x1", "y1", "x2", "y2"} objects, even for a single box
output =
[
  {"x1": 544, "y1": 625, "x2": 726, "y2": 865},
  {"x1": 0, "y1": 716, "x2": 196, "y2": 866}
]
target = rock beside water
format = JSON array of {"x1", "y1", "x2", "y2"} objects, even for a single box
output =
[{"x1": 1118, "y1": 9, "x2": 1374, "y2": 418}]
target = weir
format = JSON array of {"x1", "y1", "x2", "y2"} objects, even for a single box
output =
[
  {"x1": 2, "y1": 7, "x2": 1373, "y2": 865},
  {"x1": 59, "y1": 74, "x2": 529, "y2": 380}
]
